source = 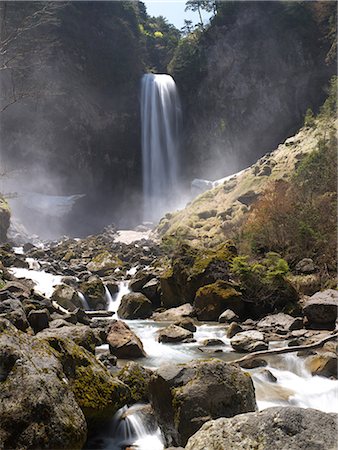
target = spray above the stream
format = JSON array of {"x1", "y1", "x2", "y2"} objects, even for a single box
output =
[{"x1": 141, "y1": 73, "x2": 182, "y2": 222}]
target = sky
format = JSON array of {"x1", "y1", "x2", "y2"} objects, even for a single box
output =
[{"x1": 143, "y1": 0, "x2": 213, "y2": 30}]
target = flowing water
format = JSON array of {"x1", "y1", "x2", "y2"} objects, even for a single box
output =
[
  {"x1": 10, "y1": 264, "x2": 338, "y2": 448},
  {"x1": 141, "y1": 73, "x2": 182, "y2": 221}
]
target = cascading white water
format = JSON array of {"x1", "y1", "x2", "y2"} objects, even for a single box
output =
[
  {"x1": 141, "y1": 73, "x2": 182, "y2": 221},
  {"x1": 105, "y1": 281, "x2": 130, "y2": 317},
  {"x1": 78, "y1": 292, "x2": 90, "y2": 311},
  {"x1": 87, "y1": 404, "x2": 164, "y2": 450}
]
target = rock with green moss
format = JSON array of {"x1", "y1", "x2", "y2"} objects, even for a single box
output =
[
  {"x1": 117, "y1": 362, "x2": 153, "y2": 403},
  {"x1": 0, "y1": 318, "x2": 87, "y2": 449},
  {"x1": 87, "y1": 251, "x2": 122, "y2": 276},
  {"x1": 194, "y1": 280, "x2": 243, "y2": 321},
  {"x1": 80, "y1": 278, "x2": 106, "y2": 310},
  {"x1": 160, "y1": 242, "x2": 237, "y2": 308},
  {"x1": 40, "y1": 336, "x2": 131, "y2": 425},
  {"x1": 149, "y1": 359, "x2": 256, "y2": 447},
  {"x1": 38, "y1": 324, "x2": 99, "y2": 353}
]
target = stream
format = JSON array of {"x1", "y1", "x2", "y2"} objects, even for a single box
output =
[{"x1": 10, "y1": 265, "x2": 338, "y2": 450}]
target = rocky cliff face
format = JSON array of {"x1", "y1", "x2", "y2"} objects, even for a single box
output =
[
  {"x1": 1, "y1": 1, "x2": 145, "y2": 236},
  {"x1": 170, "y1": 1, "x2": 336, "y2": 180}
]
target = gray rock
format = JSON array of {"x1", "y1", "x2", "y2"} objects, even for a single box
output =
[
  {"x1": 185, "y1": 407, "x2": 337, "y2": 450},
  {"x1": 158, "y1": 325, "x2": 193, "y2": 343},
  {"x1": 152, "y1": 303, "x2": 194, "y2": 321},
  {"x1": 226, "y1": 321, "x2": 243, "y2": 338},
  {"x1": 296, "y1": 258, "x2": 315, "y2": 274},
  {"x1": 219, "y1": 309, "x2": 239, "y2": 323},
  {"x1": 303, "y1": 289, "x2": 338, "y2": 328},
  {"x1": 257, "y1": 313, "x2": 303, "y2": 332},
  {"x1": 38, "y1": 324, "x2": 99, "y2": 353},
  {"x1": 107, "y1": 320, "x2": 146, "y2": 358},
  {"x1": 174, "y1": 317, "x2": 197, "y2": 332},
  {"x1": 28, "y1": 308, "x2": 50, "y2": 333},
  {"x1": 231, "y1": 330, "x2": 268, "y2": 352},
  {"x1": 117, "y1": 292, "x2": 152, "y2": 319},
  {"x1": 149, "y1": 359, "x2": 256, "y2": 447},
  {"x1": 0, "y1": 298, "x2": 29, "y2": 331},
  {"x1": 51, "y1": 284, "x2": 82, "y2": 311}
]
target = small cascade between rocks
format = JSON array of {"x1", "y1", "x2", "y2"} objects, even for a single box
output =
[
  {"x1": 105, "y1": 281, "x2": 130, "y2": 317},
  {"x1": 140, "y1": 73, "x2": 182, "y2": 222},
  {"x1": 87, "y1": 404, "x2": 164, "y2": 450},
  {"x1": 78, "y1": 292, "x2": 90, "y2": 311}
]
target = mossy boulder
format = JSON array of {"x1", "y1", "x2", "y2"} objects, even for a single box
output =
[
  {"x1": 117, "y1": 362, "x2": 153, "y2": 404},
  {"x1": 0, "y1": 198, "x2": 10, "y2": 242},
  {"x1": 38, "y1": 324, "x2": 99, "y2": 353},
  {"x1": 117, "y1": 292, "x2": 152, "y2": 319},
  {"x1": 39, "y1": 335, "x2": 131, "y2": 425},
  {"x1": 194, "y1": 280, "x2": 243, "y2": 321},
  {"x1": 87, "y1": 251, "x2": 122, "y2": 276},
  {"x1": 149, "y1": 359, "x2": 256, "y2": 447},
  {"x1": 160, "y1": 242, "x2": 237, "y2": 308},
  {"x1": 51, "y1": 284, "x2": 82, "y2": 311},
  {"x1": 0, "y1": 319, "x2": 87, "y2": 449},
  {"x1": 80, "y1": 278, "x2": 106, "y2": 310}
]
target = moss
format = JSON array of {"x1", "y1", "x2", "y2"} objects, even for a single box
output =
[{"x1": 117, "y1": 362, "x2": 151, "y2": 403}]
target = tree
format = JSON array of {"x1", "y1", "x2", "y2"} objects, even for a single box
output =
[{"x1": 185, "y1": 0, "x2": 217, "y2": 29}]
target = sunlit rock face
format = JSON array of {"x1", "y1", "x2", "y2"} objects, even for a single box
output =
[{"x1": 171, "y1": 2, "x2": 336, "y2": 181}]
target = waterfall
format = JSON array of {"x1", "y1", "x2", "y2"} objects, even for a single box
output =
[{"x1": 141, "y1": 73, "x2": 181, "y2": 222}]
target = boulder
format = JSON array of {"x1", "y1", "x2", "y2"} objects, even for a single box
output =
[
  {"x1": 305, "y1": 352, "x2": 337, "y2": 378},
  {"x1": 149, "y1": 359, "x2": 256, "y2": 446},
  {"x1": 231, "y1": 330, "x2": 268, "y2": 352},
  {"x1": 117, "y1": 292, "x2": 152, "y2": 319},
  {"x1": 28, "y1": 308, "x2": 50, "y2": 333},
  {"x1": 185, "y1": 407, "x2": 337, "y2": 450},
  {"x1": 158, "y1": 325, "x2": 193, "y2": 343},
  {"x1": 107, "y1": 320, "x2": 146, "y2": 358},
  {"x1": 87, "y1": 251, "x2": 122, "y2": 276},
  {"x1": 296, "y1": 258, "x2": 316, "y2": 274},
  {"x1": 219, "y1": 309, "x2": 239, "y2": 323},
  {"x1": 38, "y1": 324, "x2": 99, "y2": 353},
  {"x1": 80, "y1": 278, "x2": 106, "y2": 310},
  {"x1": 152, "y1": 303, "x2": 194, "y2": 321},
  {"x1": 129, "y1": 272, "x2": 153, "y2": 292},
  {"x1": 41, "y1": 335, "x2": 131, "y2": 424},
  {"x1": 160, "y1": 243, "x2": 236, "y2": 308},
  {"x1": 257, "y1": 313, "x2": 303, "y2": 332},
  {"x1": 141, "y1": 278, "x2": 161, "y2": 306},
  {"x1": 303, "y1": 289, "x2": 338, "y2": 329},
  {"x1": 174, "y1": 317, "x2": 197, "y2": 332},
  {"x1": 51, "y1": 284, "x2": 82, "y2": 311},
  {"x1": 117, "y1": 362, "x2": 153, "y2": 403},
  {"x1": 0, "y1": 319, "x2": 87, "y2": 449},
  {"x1": 194, "y1": 280, "x2": 243, "y2": 321},
  {"x1": 226, "y1": 322, "x2": 243, "y2": 338},
  {"x1": 0, "y1": 298, "x2": 29, "y2": 331}
]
